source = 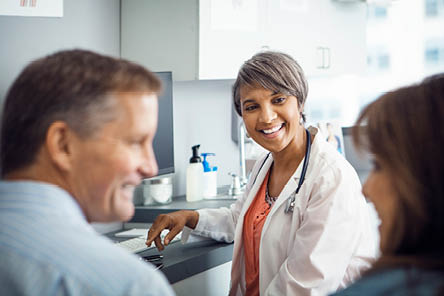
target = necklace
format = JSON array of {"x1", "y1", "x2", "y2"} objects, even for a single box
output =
[
  {"x1": 265, "y1": 164, "x2": 278, "y2": 207},
  {"x1": 265, "y1": 186, "x2": 278, "y2": 207}
]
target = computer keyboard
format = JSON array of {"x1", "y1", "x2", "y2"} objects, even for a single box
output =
[{"x1": 116, "y1": 230, "x2": 181, "y2": 253}]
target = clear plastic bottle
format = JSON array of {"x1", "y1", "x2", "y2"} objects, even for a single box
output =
[{"x1": 186, "y1": 145, "x2": 204, "y2": 202}]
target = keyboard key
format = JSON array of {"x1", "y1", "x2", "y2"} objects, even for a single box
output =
[
  {"x1": 115, "y1": 230, "x2": 181, "y2": 253},
  {"x1": 117, "y1": 237, "x2": 151, "y2": 253}
]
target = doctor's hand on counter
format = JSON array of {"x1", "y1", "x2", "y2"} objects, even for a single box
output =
[{"x1": 146, "y1": 210, "x2": 199, "y2": 251}]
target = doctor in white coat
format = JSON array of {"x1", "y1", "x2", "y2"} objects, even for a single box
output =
[{"x1": 147, "y1": 51, "x2": 378, "y2": 296}]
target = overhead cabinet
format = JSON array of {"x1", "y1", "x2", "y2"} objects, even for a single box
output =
[{"x1": 121, "y1": 0, "x2": 367, "y2": 80}]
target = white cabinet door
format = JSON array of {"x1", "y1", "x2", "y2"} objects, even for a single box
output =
[
  {"x1": 317, "y1": 0, "x2": 367, "y2": 76},
  {"x1": 264, "y1": 0, "x2": 366, "y2": 77},
  {"x1": 198, "y1": 0, "x2": 266, "y2": 79},
  {"x1": 263, "y1": 0, "x2": 323, "y2": 76},
  {"x1": 121, "y1": 0, "x2": 366, "y2": 80}
]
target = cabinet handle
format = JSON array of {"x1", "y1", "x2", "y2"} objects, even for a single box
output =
[
  {"x1": 324, "y1": 47, "x2": 331, "y2": 69},
  {"x1": 317, "y1": 47, "x2": 325, "y2": 69},
  {"x1": 317, "y1": 47, "x2": 331, "y2": 69}
]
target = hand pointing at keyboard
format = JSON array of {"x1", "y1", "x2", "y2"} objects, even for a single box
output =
[{"x1": 146, "y1": 210, "x2": 199, "y2": 251}]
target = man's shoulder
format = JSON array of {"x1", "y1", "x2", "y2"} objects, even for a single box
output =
[
  {"x1": 66, "y1": 237, "x2": 174, "y2": 295},
  {"x1": 0, "y1": 225, "x2": 172, "y2": 295}
]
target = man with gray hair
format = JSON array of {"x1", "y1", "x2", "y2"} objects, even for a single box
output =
[{"x1": 0, "y1": 49, "x2": 175, "y2": 295}]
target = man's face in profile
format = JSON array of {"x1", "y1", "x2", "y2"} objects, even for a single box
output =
[{"x1": 69, "y1": 92, "x2": 159, "y2": 222}]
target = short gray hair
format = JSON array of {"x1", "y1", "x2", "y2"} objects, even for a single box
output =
[{"x1": 232, "y1": 51, "x2": 308, "y2": 120}]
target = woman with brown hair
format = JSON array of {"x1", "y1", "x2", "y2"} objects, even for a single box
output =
[{"x1": 332, "y1": 74, "x2": 444, "y2": 295}]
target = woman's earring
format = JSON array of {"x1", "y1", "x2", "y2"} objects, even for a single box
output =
[{"x1": 299, "y1": 113, "x2": 304, "y2": 125}]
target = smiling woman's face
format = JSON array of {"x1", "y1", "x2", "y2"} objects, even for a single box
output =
[
  {"x1": 362, "y1": 157, "x2": 399, "y2": 254},
  {"x1": 239, "y1": 85, "x2": 305, "y2": 154}
]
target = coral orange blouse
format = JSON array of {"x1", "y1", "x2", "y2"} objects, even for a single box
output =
[{"x1": 243, "y1": 171, "x2": 273, "y2": 296}]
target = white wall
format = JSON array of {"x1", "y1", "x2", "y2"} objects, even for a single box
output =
[
  {"x1": 0, "y1": 0, "x2": 120, "y2": 102},
  {"x1": 171, "y1": 79, "x2": 240, "y2": 196}
]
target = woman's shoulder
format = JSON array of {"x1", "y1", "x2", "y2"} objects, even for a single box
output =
[
  {"x1": 332, "y1": 267, "x2": 444, "y2": 296},
  {"x1": 309, "y1": 129, "x2": 358, "y2": 183},
  {"x1": 312, "y1": 131, "x2": 346, "y2": 165}
]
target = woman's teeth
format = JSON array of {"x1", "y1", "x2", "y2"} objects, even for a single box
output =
[{"x1": 262, "y1": 124, "x2": 283, "y2": 134}]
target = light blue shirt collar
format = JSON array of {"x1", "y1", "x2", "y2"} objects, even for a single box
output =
[{"x1": 0, "y1": 180, "x2": 87, "y2": 223}]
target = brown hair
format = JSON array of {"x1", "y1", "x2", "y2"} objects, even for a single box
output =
[
  {"x1": 353, "y1": 73, "x2": 444, "y2": 267},
  {"x1": 1, "y1": 49, "x2": 161, "y2": 177},
  {"x1": 232, "y1": 51, "x2": 308, "y2": 120}
]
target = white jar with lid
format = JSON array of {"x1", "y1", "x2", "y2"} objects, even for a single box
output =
[{"x1": 143, "y1": 176, "x2": 173, "y2": 205}]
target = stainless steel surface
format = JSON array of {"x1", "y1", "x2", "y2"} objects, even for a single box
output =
[
  {"x1": 204, "y1": 185, "x2": 242, "y2": 200},
  {"x1": 143, "y1": 175, "x2": 173, "y2": 185},
  {"x1": 238, "y1": 121, "x2": 247, "y2": 188},
  {"x1": 227, "y1": 172, "x2": 243, "y2": 197},
  {"x1": 204, "y1": 194, "x2": 239, "y2": 200}
]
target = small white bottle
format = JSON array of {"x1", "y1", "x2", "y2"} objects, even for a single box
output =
[{"x1": 186, "y1": 145, "x2": 204, "y2": 202}]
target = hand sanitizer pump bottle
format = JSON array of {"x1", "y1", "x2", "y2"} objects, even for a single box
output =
[
  {"x1": 201, "y1": 153, "x2": 218, "y2": 198},
  {"x1": 186, "y1": 145, "x2": 203, "y2": 202}
]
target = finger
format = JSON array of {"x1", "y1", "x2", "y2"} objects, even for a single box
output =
[
  {"x1": 153, "y1": 235, "x2": 164, "y2": 251},
  {"x1": 146, "y1": 215, "x2": 169, "y2": 245},
  {"x1": 146, "y1": 229, "x2": 160, "y2": 246},
  {"x1": 145, "y1": 232, "x2": 157, "y2": 247},
  {"x1": 163, "y1": 225, "x2": 183, "y2": 245}
]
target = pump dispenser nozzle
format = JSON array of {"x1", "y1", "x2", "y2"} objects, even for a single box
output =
[
  {"x1": 201, "y1": 152, "x2": 217, "y2": 198},
  {"x1": 201, "y1": 153, "x2": 216, "y2": 172},
  {"x1": 190, "y1": 145, "x2": 201, "y2": 163}
]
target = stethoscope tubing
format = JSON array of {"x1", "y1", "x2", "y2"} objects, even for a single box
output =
[
  {"x1": 285, "y1": 129, "x2": 311, "y2": 213},
  {"x1": 251, "y1": 129, "x2": 312, "y2": 214}
]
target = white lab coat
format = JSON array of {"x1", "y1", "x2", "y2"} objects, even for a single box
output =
[{"x1": 184, "y1": 127, "x2": 378, "y2": 296}]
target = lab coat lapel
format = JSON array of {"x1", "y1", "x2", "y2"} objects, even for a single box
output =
[
  {"x1": 237, "y1": 154, "x2": 274, "y2": 226},
  {"x1": 234, "y1": 154, "x2": 273, "y2": 252},
  {"x1": 230, "y1": 153, "x2": 274, "y2": 295}
]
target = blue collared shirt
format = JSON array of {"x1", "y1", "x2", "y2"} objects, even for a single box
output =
[{"x1": 0, "y1": 181, "x2": 175, "y2": 296}]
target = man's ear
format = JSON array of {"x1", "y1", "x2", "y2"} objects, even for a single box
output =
[{"x1": 45, "y1": 121, "x2": 74, "y2": 172}]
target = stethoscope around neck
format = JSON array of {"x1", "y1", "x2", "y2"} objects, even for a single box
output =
[{"x1": 251, "y1": 128, "x2": 312, "y2": 214}]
